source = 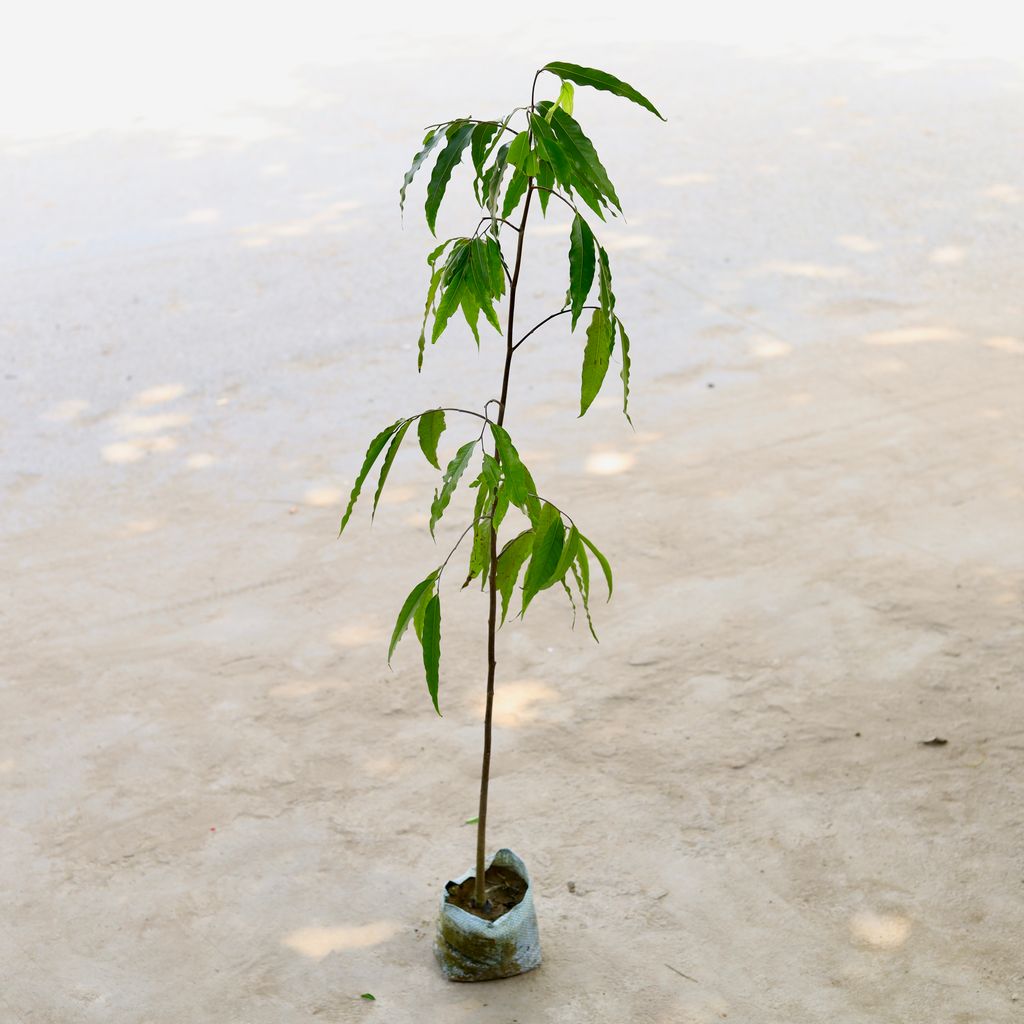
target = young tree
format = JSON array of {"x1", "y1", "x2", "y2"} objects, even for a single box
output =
[{"x1": 340, "y1": 62, "x2": 663, "y2": 912}]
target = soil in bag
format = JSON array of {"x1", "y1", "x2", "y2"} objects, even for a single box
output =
[{"x1": 445, "y1": 864, "x2": 528, "y2": 921}]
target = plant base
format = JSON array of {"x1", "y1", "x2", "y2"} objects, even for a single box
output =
[{"x1": 434, "y1": 848, "x2": 542, "y2": 982}]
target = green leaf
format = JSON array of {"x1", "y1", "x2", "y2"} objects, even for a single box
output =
[
  {"x1": 496, "y1": 529, "x2": 534, "y2": 624},
  {"x1": 547, "y1": 525, "x2": 579, "y2": 590},
  {"x1": 417, "y1": 409, "x2": 446, "y2": 469},
  {"x1": 418, "y1": 265, "x2": 444, "y2": 370},
  {"x1": 521, "y1": 503, "x2": 565, "y2": 614},
  {"x1": 371, "y1": 418, "x2": 411, "y2": 519},
  {"x1": 413, "y1": 582, "x2": 432, "y2": 642},
  {"x1": 556, "y1": 80, "x2": 575, "y2": 115},
  {"x1": 597, "y1": 244, "x2": 616, "y2": 320},
  {"x1": 536, "y1": 159, "x2": 554, "y2": 214},
  {"x1": 575, "y1": 541, "x2": 590, "y2": 603},
  {"x1": 529, "y1": 114, "x2": 572, "y2": 189},
  {"x1": 360, "y1": 993, "x2": 376, "y2": 1001},
  {"x1": 506, "y1": 130, "x2": 531, "y2": 169},
  {"x1": 389, "y1": 570, "x2": 438, "y2": 664},
  {"x1": 502, "y1": 167, "x2": 529, "y2": 219},
  {"x1": 467, "y1": 238, "x2": 502, "y2": 334},
  {"x1": 425, "y1": 122, "x2": 475, "y2": 235},
  {"x1": 339, "y1": 420, "x2": 401, "y2": 535},
  {"x1": 470, "y1": 122, "x2": 500, "y2": 200},
  {"x1": 484, "y1": 143, "x2": 511, "y2": 231},
  {"x1": 464, "y1": 815, "x2": 479, "y2": 825},
  {"x1": 618, "y1": 318, "x2": 633, "y2": 424},
  {"x1": 464, "y1": 481, "x2": 493, "y2": 588},
  {"x1": 559, "y1": 576, "x2": 577, "y2": 626},
  {"x1": 580, "y1": 531, "x2": 613, "y2": 599},
  {"x1": 548, "y1": 106, "x2": 621, "y2": 213},
  {"x1": 431, "y1": 241, "x2": 470, "y2": 344},
  {"x1": 485, "y1": 237, "x2": 506, "y2": 297},
  {"x1": 400, "y1": 127, "x2": 446, "y2": 215},
  {"x1": 489, "y1": 424, "x2": 529, "y2": 508},
  {"x1": 580, "y1": 307, "x2": 613, "y2": 416},
  {"x1": 542, "y1": 62, "x2": 665, "y2": 120},
  {"x1": 568, "y1": 214, "x2": 596, "y2": 330},
  {"x1": 429, "y1": 440, "x2": 477, "y2": 537},
  {"x1": 421, "y1": 593, "x2": 442, "y2": 715},
  {"x1": 571, "y1": 560, "x2": 598, "y2": 641}
]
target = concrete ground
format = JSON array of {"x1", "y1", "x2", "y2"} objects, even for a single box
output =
[{"x1": 2, "y1": 8, "x2": 1022, "y2": 1023}]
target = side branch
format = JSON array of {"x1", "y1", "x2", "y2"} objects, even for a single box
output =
[{"x1": 512, "y1": 306, "x2": 600, "y2": 351}]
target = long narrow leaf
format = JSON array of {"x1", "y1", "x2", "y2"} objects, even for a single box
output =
[
  {"x1": 425, "y1": 123, "x2": 475, "y2": 235},
  {"x1": 580, "y1": 307, "x2": 613, "y2": 416},
  {"x1": 618, "y1": 318, "x2": 633, "y2": 424},
  {"x1": 416, "y1": 409, "x2": 445, "y2": 469},
  {"x1": 421, "y1": 594, "x2": 442, "y2": 715},
  {"x1": 429, "y1": 440, "x2": 477, "y2": 537},
  {"x1": 389, "y1": 570, "x2": 438, "y2": 664},
  {"x1": 568, "y1": 214, "x2": 596, "y2": 330},
  {"x1": 496, "y1": 529, "x2": 534, "y2": 624},
  {"x1": 339, "y1": 420, "x2": 401, "y2": 535},
  {"x1": 400, "y1": 127, "x2": 446, "y2": 215},
  {"x1": 579, "y1": 531, "x2": 613, "y2": 599},
  {"x1": 372, "y1": 418, "x2": 412, "y2": 518},
  {"x1": 521, "y1": 503, "x2": 565, "y2": 614},
  {"x1": 542, "y1": 61, "x2": 666, "y2": 120}
]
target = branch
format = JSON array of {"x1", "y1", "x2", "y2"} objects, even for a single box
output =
[
  {"x1": 438, "y1": 517, "x2": 485, "y2": 577},
  {"x1": 531, "y1": 185, "x2": 578, "y2": 215},
  {"x1": 512, "y1": 306, "x2": 599, "y2": 351}
]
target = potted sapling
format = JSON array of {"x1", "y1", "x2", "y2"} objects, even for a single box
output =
[{"x1": 339, "y1": 61, "x2": 664, "y2": 981}]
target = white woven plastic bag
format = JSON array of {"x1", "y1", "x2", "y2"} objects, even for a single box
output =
[{"x1": 434, "y1": 848, "x2": 542, "y2": 982}]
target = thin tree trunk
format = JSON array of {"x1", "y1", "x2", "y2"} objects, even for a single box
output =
[{"x1": 473, "y1": 183, "x2": 534, "y2": 905}]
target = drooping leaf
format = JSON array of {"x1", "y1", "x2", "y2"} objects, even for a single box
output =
[
  {"x1": 496, "y1": 529, "x2": 534, "y2": 624},
  {"x1": 400, "y1": 127, "x2": 446, "y2": 215},
  {"x1": 389, "y1": 570, "x2": 438, "y2": 664},
  {"x1": 546, "y1": 525, "x2": 580, "y2": 590},
  {"x1": 480, "y1": 452, "x2": 501, "y2": 489},
  {"x1": 417, "y1": 409, "x2": 446, "y2": 469},
  {"x1": 568, "y1": 214, "x2": 596, "y2": 330},
  {"x1": 580, "y1": 307, "x2": 613, "y2": 416},
  {"x1": 597, "y1": 244, "x2": 616, "y2": 320},
  {"x1": 467, "y1": 515, "x2": 492, "y2": 590},
  {"x1": 467, "y1": 238, "x2": 502, "y2": 334},
  {"x1": 559, "y1": 576, "x2": 577, "y2": 626},
  {"x1": 489, "y1": 424, "x2": 529, "y2": 508},
  {"x1": 548, "y1": 106, "x2": 621, "y2": 213},
  {"x1": 464, "y1": 479, "x2": 493, "y2": 588},
  {"x1": 418, "y1": 265, "x2": 444, "y2": 370},
  {"x1": 470, "y1": 122, "x2": 500, "y2": 200},
  {"x1": 339, "y1": 420, "x2": 402, "y2": 535},
  {"x1": 575, "y1": 541, "x2": 590, "y2": 603},
  {"x1": 484, "y1": 143, "x2": 511, "y2": 232},
  {"x1": 618, "y1": 318, "x2": 633, "y2": 424},
  {"x1": 506, "y1": 130, "x2": 531, "y2": 169},
  {"x1": 371, "y1": 418, "x2": 412, "y2": 519},
  {"x1": 485, "y1": 236, "x2": 507, "y2": 297},
  {"x1": 429, "y1": 440, "x2": 477, "y2": 537},
  {"x1": 502, "y1": 167, "x2": 529, "y2": 219},
  {"x1": 579, "y1": 531, "x2": 613, "y2": 599},
  {"x1": 542, "y1": 61, "x2": 666, "y2": 120},
  {"x1": 521, "y1": 503, "x2": 565, "y2": 613},
  {"x1": 556, "y1": 80, "x2": 575, "y2": 115},
  {"x1": 571, "y1": 560, "x2": 598, "y2": 641},
  {"x1": 425, "y1": 122, "x2": 475, "y2": 235},
  {"x1": 421, "y1": 593, "x2": 442, "y2": 714},
  {"x1": 431, "y1": 241, "x2": 470, "y2": 343},
  {"x1": 529, "y1": 114, "x2": 572, "y2": 189},
  {"x1": 536, "y1": 158, "x2": 554, "y2": 214},
  {"x1": 460, "y1": 287, "x2": 481, "y2": 345},
  {"x1": 413, "y1": 582, "x2": 432, "y2": 642}
]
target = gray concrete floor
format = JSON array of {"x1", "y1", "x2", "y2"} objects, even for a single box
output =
[{"x1": 2, "y1": 11, "x2": 1023, "y2": 1023}]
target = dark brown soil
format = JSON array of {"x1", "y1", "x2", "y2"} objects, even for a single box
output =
[{"x1": 444, "y1": 864, "x2": 528, "y2": 921}]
